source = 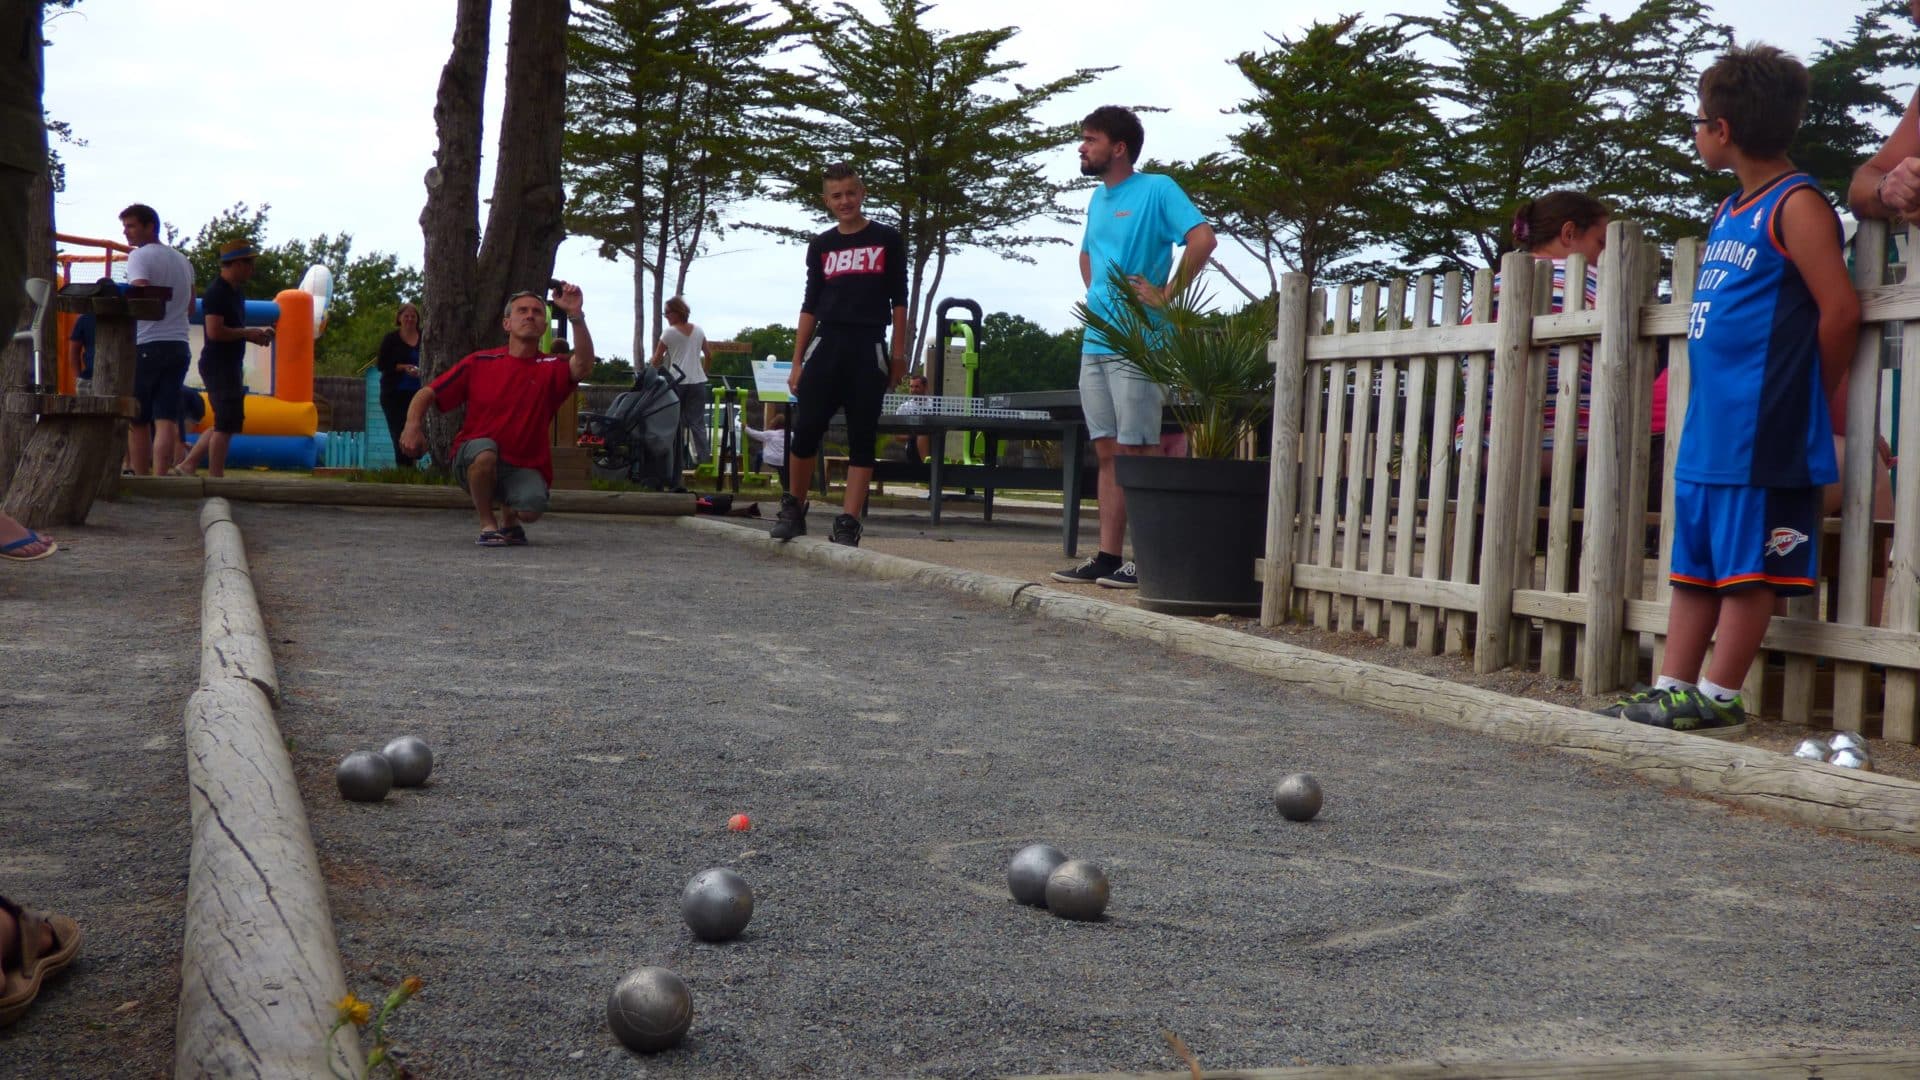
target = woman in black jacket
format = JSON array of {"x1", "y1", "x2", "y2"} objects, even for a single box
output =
[{"x1": 376, "y1": 303, "x2": 424, "y2": 466}]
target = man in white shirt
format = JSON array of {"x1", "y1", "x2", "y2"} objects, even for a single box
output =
[{"x1": 119, "y1": 203, "x2": 196, "y2": 475}]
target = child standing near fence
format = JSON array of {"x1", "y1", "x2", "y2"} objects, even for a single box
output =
[{"x1": 1603, "y1": 44, "x2": 1859, "y2": 731}]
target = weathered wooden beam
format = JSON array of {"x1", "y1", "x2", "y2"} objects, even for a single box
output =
[{"x1": 1003, "y1": 1048, "x2": 1920, "y2": 1080}]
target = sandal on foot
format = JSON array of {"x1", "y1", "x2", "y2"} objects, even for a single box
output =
[
  {"x1": 0, "y1": 906, "x2": 82, "y2": 1028},
  {"x1": 501, "y1": 525, "x2": 528, "y2": 546},
  {"x1": 0, "y1": 531, "x2": 56, "y2": 562},
  {"x1": 476, "y1": 529, "x2": 511, "y2": 547},
  {"x1": 168, "y1": 464, "x2": 194, "y2": 477}
]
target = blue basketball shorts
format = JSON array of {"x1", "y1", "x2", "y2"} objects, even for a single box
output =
[{"x1": 1668, "y1": 479, "x2": 1820, "y2": 597}]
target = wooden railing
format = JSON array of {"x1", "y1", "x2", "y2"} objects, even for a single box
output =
[{"x1": 1261, "y1": 218, "x2": 1920, "y2": 743}]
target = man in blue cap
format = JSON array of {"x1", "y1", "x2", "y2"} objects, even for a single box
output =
[{"x1": 197, "y1": 238, "x2": 274, "y2": 477}]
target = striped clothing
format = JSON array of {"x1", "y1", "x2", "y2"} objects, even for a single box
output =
[{"x1": 1454, "y1": 258, "x2": 1598, "y2": 451}]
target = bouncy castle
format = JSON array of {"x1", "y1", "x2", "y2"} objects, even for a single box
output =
[{"x1": 54, "y1": 233, "x2": 333, "y2": 470}]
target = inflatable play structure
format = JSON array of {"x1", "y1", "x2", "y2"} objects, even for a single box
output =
[{"x1": 53, "y1": 232, "x2": 333, "y2": 470}]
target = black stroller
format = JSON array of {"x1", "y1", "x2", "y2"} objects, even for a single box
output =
[{"x1": 578, "y1": 365, "x2": 684, "y2": 490}]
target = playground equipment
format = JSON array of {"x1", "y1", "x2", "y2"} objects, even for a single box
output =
[{"x1": 51, "y1": 232, "x2": 334, "y2": 470}]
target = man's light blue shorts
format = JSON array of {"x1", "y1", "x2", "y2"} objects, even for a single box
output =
[{"x1": 1078, "y1": 352, "x2": 1164, "y2": 445}]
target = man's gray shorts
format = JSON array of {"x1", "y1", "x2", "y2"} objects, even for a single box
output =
[
  {"x1": 453, "y1": 438, "x2": 550, "y2": 512},
  {"x1": 1078, "y1": 352, "x2": 1166, "y2": 446}
]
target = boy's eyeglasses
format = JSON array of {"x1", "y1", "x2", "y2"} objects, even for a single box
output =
[{"x1": 1690, "y1": 116, "x2": 1718, "y2": 128}]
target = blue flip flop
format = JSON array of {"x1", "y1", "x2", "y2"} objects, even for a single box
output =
[{"x1": 0, "y1": 531, "x2": 56, "y2": 562}]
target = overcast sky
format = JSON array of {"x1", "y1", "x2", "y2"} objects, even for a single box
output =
[{"x1": 42, "y1": 0, "x2": 1904, "y2": 361}]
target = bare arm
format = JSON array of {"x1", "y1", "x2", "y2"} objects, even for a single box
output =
[
  {"x1": 551, "y1": 282, "x2": 595, "y2": 381},
  {"x1": 1850, "y1": 89, "x2": 1920, "y2": 220},
  {"x1": 1079, "y1": 250, "x2": 1091, "y2": 289},
  {"x1": 788, "y1": 312, "x2": 818, "y2": 395},
  {"x1": 650, "y1": 339, "x2": 668, "y2": 369},
  {"x1": 1780, "y1": 187, "x2": 1861, "y2": 432},
  {"x1": 204, "y1": 313, "x2": 271, "y2": 345},
  {"x1": 889, "y1": 305, "x2": 909, "y2": 385},
  {"x1": 398, "y1": 385, "x2": 437, "y2": 458}
]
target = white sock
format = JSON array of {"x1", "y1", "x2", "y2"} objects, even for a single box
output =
[
  {"x1": 1653, "y1": 675, "x2": 1694, "y2": 693},
  {"x1": 1698, "y1": 677, "x2": 1740, "y2": 705}
]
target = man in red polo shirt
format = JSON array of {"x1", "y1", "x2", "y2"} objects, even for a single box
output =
[{"x1": 400, "y1": 284, "x2": 596, "y2": 546}]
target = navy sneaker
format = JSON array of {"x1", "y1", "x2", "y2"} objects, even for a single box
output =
[
  {"x1": 1052, "y1": 554, "x2": 1120, "y2": 584},
  {"x1": 1096, "y1": 560, "x2": 1138, "y2": 589}
]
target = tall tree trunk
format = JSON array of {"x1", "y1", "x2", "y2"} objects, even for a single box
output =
[
  {"x1": 630, "y1": 200, "x2": 647, "y2": 363},
  {"x1": 0, "y1": 9, "x2": 50, "y2": 499},
  {"x1": 919, "y1": 252, "x2": 947, "y2": 377},
  {"x1": 418, "y1": 0, "x2": 490, "y2": 468},
  {"x1": 470, "y1": 0, "x2": 570, "y2": 348}
]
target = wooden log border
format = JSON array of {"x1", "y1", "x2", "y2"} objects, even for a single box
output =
[
  {"x1": 177, "y1": 498, "x2": 364, "y2": 1079},
  {"x1": 1002, "y1": 1047, "x2": 1920, "y2": 1080},
  {"x1": 123, "y1": 475, "x2": 695, "y2": 516},
  {"x1": 683, "y1": 516, "x2": 1920, "y2": 847}
]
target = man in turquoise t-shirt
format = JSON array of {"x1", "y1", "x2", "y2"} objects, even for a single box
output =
[{"x1": 1052, "y1": 105, "x2": 1216, "y2": 589}]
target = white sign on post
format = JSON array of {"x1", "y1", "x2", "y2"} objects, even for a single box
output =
[{"x1": 751, "y1": 359, "x2": 794, "y2": 403}]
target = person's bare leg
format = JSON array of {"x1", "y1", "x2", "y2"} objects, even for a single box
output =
[
  {"x1": 786, "y1": 454, "x2": 816, "y2": 502},
  {"x1": 1703, "y1": 588, "x2": 1776, "y2": 690},
  {"x1": 1659, "y1": 587, "x2": 1720, "y2": 684},
  {"x1": 205, "y1": 431, "x2": 232, "y2": 478},
  {"x1": 151, "y1": 419, "x2": 181, "y2": 476},
  {"x1": 127, "y1": 423, "x2": 152, "y2": 476},
  {"x1": 843, "y1": 465, "x2": 873, "y2": 517},
  {"x1": 1093, "y1": 437, "x2": 1123, "y2": 554},
  {"x1": 175, "y1": 435, "x2": 210, "y2": 475},
  {"x1": 466, "y1": 451, "x2": 501, "y2": 530}
]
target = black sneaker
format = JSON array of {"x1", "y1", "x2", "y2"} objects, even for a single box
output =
[
  {"x1": 1621, "y1": 687, "x2": 1745, "y2": 731},
  {"x1": 830, "y1": 513, "x2": 863, "y2": 547},
  {"x1": 1052, "y1": 554, "x2": 1120, "y2": 584},
  {"x1": 1596, "y1": 684, "x2": 1659, "y2": 718},
  {"x1": 1096, "y1": 560, "x2": 1138, "y2": 589},
  {"x1": 770, "y1": 494, "x2": 808, "y2": 541}
]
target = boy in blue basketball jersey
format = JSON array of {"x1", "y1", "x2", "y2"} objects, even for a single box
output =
[{"x1": 1606, "y1": 45, "x2": 1860, "y2": 730}]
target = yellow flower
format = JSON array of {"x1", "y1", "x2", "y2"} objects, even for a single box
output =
[
  {"x1": 399, "y1": 976, "x2": 423, "y2": 999},
  {"x1": 334, "y1": 994, "x2": 372, "y2": 1027}
]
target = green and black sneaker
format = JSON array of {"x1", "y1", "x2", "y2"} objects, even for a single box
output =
[
  {"x1": 1596, "y1": 684, "x2": 1660, "y2": 718},
  {"x1": 1620, "y1": 687, "x2": 1745, "y2": 731}
]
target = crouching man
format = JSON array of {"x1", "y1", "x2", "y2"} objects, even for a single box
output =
[{"x1": 400, "y1": 285, "x2": 595, "y2": 546}]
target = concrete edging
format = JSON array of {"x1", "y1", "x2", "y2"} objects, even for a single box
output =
[
  {"x1": 123, "y1": 475, "x2": 694, "y2": 516},
  {"x1": 680, "y1": 515, "x2": 1920, "y2": 847},
  {"x1": 177, "y1": 498, "x2": 364, "y2": 1078}
]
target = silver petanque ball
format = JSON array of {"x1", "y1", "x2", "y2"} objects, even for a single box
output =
[
  {"x1": 606, "y1": 966, "x2": 692, "y2": 1053},
  {"x1": 1007, "y1": 843, "x2": 1070, "y2": 907},
  {"x1": 1044, "y1": 859, "x2": 1110, "y2": 921},
  {"x1": 1273, "y1": 772, "x2": 1324, "y2": 822},
  {"x1": 336, "y1": 751, "x2": 393, "y2": 803},
  {"x1": 1828, "y1": 731, "x2": 1869, "y2": 756},
  {"x1": 680, "y1": 868, "x2": 754, "y2": 942},
  {"x1": 381, "y1": 736, "x2": 434, "y2": 787},
  {"x1": 1829, "y1": 747, "x2": 1872, "y2": 771},
  {"x1": 1791, "y1": 738, "x2": 1830, "y2": 762}
]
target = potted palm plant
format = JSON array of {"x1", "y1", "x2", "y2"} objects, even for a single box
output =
[{"x1": 1074, "y1": 266, "x2": 1275, "y2": 615}]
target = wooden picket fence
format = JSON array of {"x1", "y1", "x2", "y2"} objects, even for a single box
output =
[{"x1": 1258, "y1": 218, "x2": 1920, "y2": 743}]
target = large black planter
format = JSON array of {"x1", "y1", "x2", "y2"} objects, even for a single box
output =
[{"x1": 1115, "y1": 455, "x2": 1270, "y2": 616}]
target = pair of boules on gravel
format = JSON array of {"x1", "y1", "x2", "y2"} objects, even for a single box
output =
[
  {"x1": 335, "y1": 736, "x2": 434, "y2": 802},
  {"x1": 1791, "y1": 731, "x2": 1872, "y2": 771},
  {"x1": 1007, "y1": 843, "x2": 1109, "y2": 921},
  {"x1": 605, "y1": 866, "x2": 756, "y2": 1054}
]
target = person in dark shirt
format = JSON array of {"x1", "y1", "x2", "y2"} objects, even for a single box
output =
[
  {"x1": 769, "y1": 162, "x2": 908, "y2": 547},
  {"x1": 198, "y1": 239, "x2": 274, "y2": 477},
  {"x1": 67, "y1": 313, "x2": 93, "y2": 386},
  {"x1": 376, "y1": 302, "x2": 425, "y2": 466}
]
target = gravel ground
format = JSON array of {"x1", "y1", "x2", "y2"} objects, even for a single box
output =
[
  {"x1": 0, "y1": 498, "x2": 199, "y2": 1079},
  {"x1": 231, "y1": 502, "x2": 1920, "y2": 1079}
]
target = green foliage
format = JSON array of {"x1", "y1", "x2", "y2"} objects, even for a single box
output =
[
  {"x1": 973, "y1": 312, "x2": 1080, "y2": 395},
  {"x1": 1167, "y1": 16, "x2": 1433, "y2": 293},
  {"x1": 565, "y1": 0, "x2": 808, "y2": 358},
  {"x1": 766, "y1": 0, "x2": 1108, "y2": 358},
  {"x1": 1792, "y1": 5, "x2": 1910, "y2": 195},
  {"x1": 589, "y1": 355, "x2": 636, "y2": 384},
  {"x1": 1073, "y1": 267, "x2": 1274, "y2": 460},
  {"x1": 169, "y1": 203, "x2": 422, "y2": 376},
  {"x1": 1397, "y1": 0, "x2": 1731, "y2": 271},
  {"x1": 733, "y1": 322, "x2": 797, "y2": 366}
]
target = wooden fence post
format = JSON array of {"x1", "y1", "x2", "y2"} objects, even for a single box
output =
[
  {"x1": 1887, "y1": 223, "x2": 1920, "y2": 741},
  {"x1": 1261, "y1": 273, "x2": 1310, "y2": 627},
  {"x1": 1580, "y1": 219, "x2": 1649, "y2": 694},
  {"x1": 1833, "y1": 218, "x2": 1888, "y2": 732},
  {"x1": 1473, "y1": 250, "x2": 1538, "y2": 672},
  {"x1": 1656, "y1": 238, "x2": 1700, "y2": 689}
]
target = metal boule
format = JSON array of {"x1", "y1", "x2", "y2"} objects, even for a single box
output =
[
  {"x1": 1044, "y1": 859, "x2": 1110, "y2": 921},
  {"x1": 381, "y1": 736, "x2": 434, "y2": 787},
  {"x1": 336, "y1": 750, "x2": 393, "y2": 803},
  {"x1": 1273, "y1": 772, "x2": 1324, "y2": 822},
  {"x1": 1007, "y1": 843, "x2": 1069, "y2": 907},
  {"x1": 680, "y1": 868, "x2": 754, "y2": 942},
  {"x1": 606, "y1": 967, "x2": 692, "y2": 1052}
]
